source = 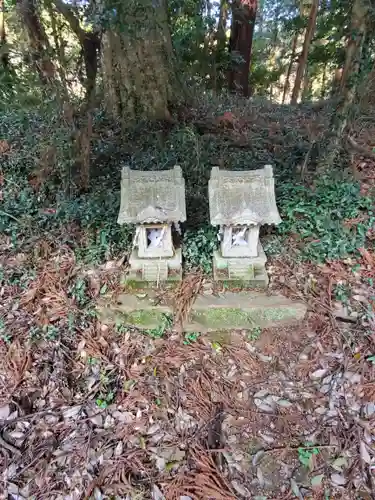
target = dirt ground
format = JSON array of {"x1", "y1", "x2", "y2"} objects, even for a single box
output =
[{"x1": 0, "y1": 247, "x2": 374, "y2": 500}]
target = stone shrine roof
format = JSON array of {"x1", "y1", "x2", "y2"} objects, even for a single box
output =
[
  {"x1": 209, "y1": 165, "x2": 282, "y2": 226},
  {"x1": 118, "y1": 165, "x2": 186, "y2": 224}
]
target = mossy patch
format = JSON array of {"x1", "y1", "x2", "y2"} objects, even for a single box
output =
[
  {"x1": 192, "y1": 306, "x2": 302, "y2": 329},
  {"x1": 124, "y1": 310, "x2": 171, "y2": 328},
  {"x1": 192, "y1": 308, "x2": 256, "y2": 328},
  {"x1": 222, "y1": 279, "x2": 268, "y2": 290}
]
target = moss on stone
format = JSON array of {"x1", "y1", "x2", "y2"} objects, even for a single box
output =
[
  {"x1": 192, "y1": 308, "x2": 256, "y2": 328},
  {"x1": 124, "y1": 279, "x2": 146, "y2": 290},
  {"x1": 192, "y1": 306, "x2": 302, "y2": 329},
  {"x1": 222, "y1": 280, "x2": 267, "y2": 290},
  {"x1": 258, "y1": 307, "x2": 300, "y2": 322},
  {"x1": 125, "y1": 309, "x2": 168, "y2": 327}
]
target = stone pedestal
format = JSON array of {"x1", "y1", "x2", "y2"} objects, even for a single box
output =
[
  {"x1": 126, "y1": 248, "x2": 182, "y2": 284},
  {"x1": 213, "y1": 243, "x2": 268, "y2": 288}
]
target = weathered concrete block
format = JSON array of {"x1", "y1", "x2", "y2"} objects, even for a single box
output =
[
  {"x1": 98, "y1": 291, "x2": 306, "y2": 333},
  {"x1": 186, "y1": 292, "x2": 307, "y2": 332},
  {"x1": 98, "y1": 293, "x2": 173, "y2": 329}
]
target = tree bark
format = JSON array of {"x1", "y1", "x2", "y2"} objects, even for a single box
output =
[
  {"x1": 228, "y1": 0, "x2": 257, "y2": 97},
  {"x1": 301, "y1": 66, "x2": 310, "y2": 101},
  {"x1": 52, "y1": 0, "x2": 99, "y2": 103},
  {"x1": 321, "y1": 62, "x2": 327, "y2": 98},
  {"x1": 291, "y1": 0, "x2": 319, "y2": 104},
  {"x1": 214, "y1": 0, "x2": 228, "y2": 91},
  {"x1": 338, "y1": 0, "x2": 367, "y2": 93},
  {"x1": 0, "y1": 0, "x2": 9, "y2": 70},
  {"x1": 317, "y1": 0, "x2": 368, "y2": 172},
  {"x1": 216, "y1": 0, "x2": 228, "y2": 54},
  {"x1": 282, "y1": 32, "x2": 298, "y2": 104},
  {"x1": 17, "y1": 0, "x2": 55, "y2": 83},
  {"x1": 101, "y1": 0, "x2": 182, "y2": 122}
]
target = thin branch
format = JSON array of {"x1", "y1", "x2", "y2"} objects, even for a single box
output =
[{"x1": 52, "y1": 0, "x2": 86, "y2": 44}]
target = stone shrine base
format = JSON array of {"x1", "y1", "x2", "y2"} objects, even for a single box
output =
[
  {"x1": 212, "y1": 243, "x2": 268, "y2": 288},
  {"x1": 98, "y1": 291, "x2": 307, "y2": 332},
  {"x1": 127, "y1": 248, "x2": 182, "y2": 284}
]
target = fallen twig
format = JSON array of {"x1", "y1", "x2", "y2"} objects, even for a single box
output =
[{"x1": 0, "y1": 431, "x2": 22, "y2": 456}]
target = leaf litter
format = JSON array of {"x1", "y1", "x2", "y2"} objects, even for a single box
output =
[{"x1": 0, "y1": 246, "x2": 374, "y2": 499}]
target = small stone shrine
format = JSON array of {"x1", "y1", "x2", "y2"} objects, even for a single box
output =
[
  {"x1": 118, "y1": 165, "x2": 186, "y2": 283},
  {"x1": 209, "y1": 165, "x2": 281, "y2": 287}
]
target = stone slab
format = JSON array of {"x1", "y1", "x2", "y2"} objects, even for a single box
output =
[
  {"x1": 98, "y1": 290, "x2": 307, "y2": 332},
  {"x1": 98, "y1": 292, "x2": 173, "y2": 329},
  {"x1": 187, "y1": 292, "x2": 307, "y2": 332}
]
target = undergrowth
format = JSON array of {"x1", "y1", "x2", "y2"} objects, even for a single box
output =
[
  {"x1": 276, "y1": 179, "x2": 374, "y2": 262},
  {"x1": 0, "y1": 98, "x2": 373, "y2": 272}
]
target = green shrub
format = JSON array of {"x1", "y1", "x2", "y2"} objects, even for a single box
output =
[
  {"x1": 183, "y1": 225, "x2": 218, "y2": 273},
  {"x1": 277, "y1": 178, "x2": 374, "y2": 262}
]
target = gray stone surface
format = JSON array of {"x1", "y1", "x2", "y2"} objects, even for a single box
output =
[
  {"x1": 98, "y1": 292, "x2": 173, "y2": 329},
  {"x1": 117, "y1": 166, "x2": 186, "y2": 282},
  {"x1": 213, "y1": 243, "x2": 268, "y2": 287},
  {"x1": 118, "y1": 165, "x2": 186, "y2": 224},
  {"x1": 209, "y1": 165, "x2": 281, "y2": 227},
  {"x1": 187, "y1": 292, "x2": 307, "y2": 332},
  {"x1": 98, "y1": 290, "x2": 307, "y2": 332},
  {"x1": 209, "y1": 165, "x2": 282, "y2": 284},
  {"x1": 127, "y1": 248, "x2": 182, "y2": 283}
]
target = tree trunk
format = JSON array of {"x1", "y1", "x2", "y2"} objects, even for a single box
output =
[
  {"x1": 46, "y1": 0, "x2": 68, "y2": 95},
  {"x1": 321, "y1": 62, "x2": 327, "y2": 98},
  {"x1": 52, "y1": 0, "x2": 99, "y2": 104},
  {"x1": 338, "y1": 0, "x2": 367, "y2": 93},
  {"x1": 216, "y1": 0, "x2": 228, "y2": 54},
  {"x1": 317, "y1": 0, "x2": 368, "y2": 172},
  {"x1": 301, "y1": 66, "x2": 310, "y2": 101},
  {"x1": 17, "y1": 0, "x2": 55, "y2": 83},
  {"x1": 282, "y1": 32, "x2": 298, "y2": 104},
  {"x1": 0, "y1": 0, "x2": 9, "y2": 70},
  {"x1": 101, "y1": 0, "x2": 182, "y2": 122},
  {"x1": 214, "y1": 0, "x2": 228, "y2": 91},
  {"x1": 228, "y1": 0, "x2": 257, "y2": 97},
  {"x1": 291, "y1": 0, "x2": 319, "y2": 104}
]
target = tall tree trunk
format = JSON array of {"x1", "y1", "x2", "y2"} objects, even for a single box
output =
[
  {"x1": 317, "y1": 0, "x2": 368, "y2": 172},
  {"x1": 301, "y1": 66, "x2": 310, "y2": 101},
  {"x1": 282, "y1": 32, "x2": 298, "y2": 104},
  {"x1": 52, "y1": 0, "x2": 99, "y2": 104},
  {"x1": 214, "y1": 0, "x2": 228, "y2": 91},
  {"x1": 331, "y1": 67, "x2": 342, "y2": 95},
  {"x1": 216, "y1": 0, "x2": 228, "y2": 53},
  {"x1": 0, "y1": 0, "x2": 9, "y2": 70},
  {"x1": 17, "y1": 0, "x2": 55, "y2": 83},
  {"x1": 320, "y1": 62, "x2": 327, "y2": 98},
  {"x1": 338, "y1": 0, "x2": 367, "y2": 93},
  {"x1": 228, "y1": 0, "x2": 257, "y2": 97},
  {"x1": 101, "y1": 0, "x2": 182, "y2": 122},
  {"x1": 46, "y1": 0, "x2": 68, "y2": 95},
  {"x1": 291, "y1": 0, "x2": 319, "y2": 104}
]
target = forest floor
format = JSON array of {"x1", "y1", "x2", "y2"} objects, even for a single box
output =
[{"x1": 0, "y1": 96, "x2": 374, "y2": 499}]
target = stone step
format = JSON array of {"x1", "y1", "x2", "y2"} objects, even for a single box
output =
[
  {"x1": 98, "y1": 290, "x2": 307, "y2": 332},
  {"x1": 142, "y1": 261, "x2": 168, "y2": 281},
  {"x1": 185, "y1": 291, "x2": 307, "y2": 332}
]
